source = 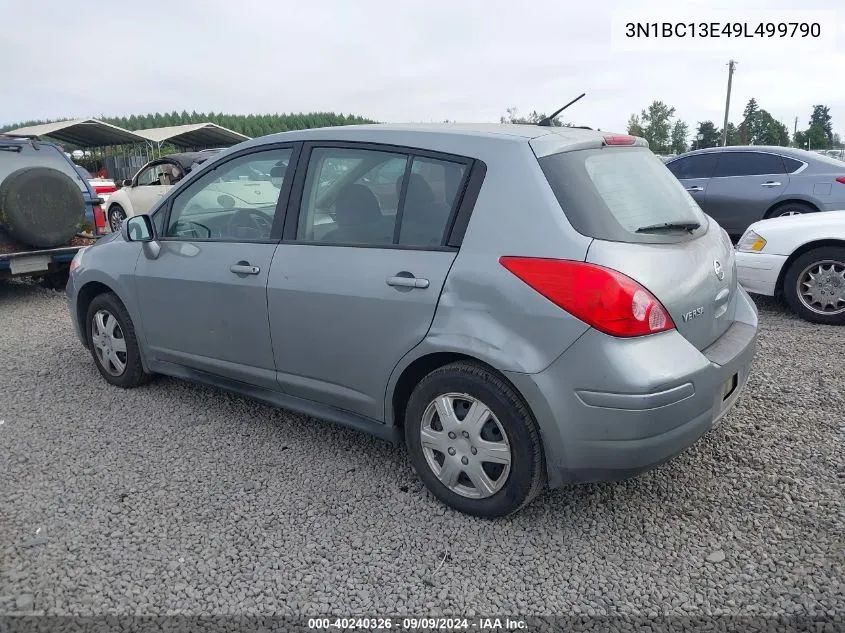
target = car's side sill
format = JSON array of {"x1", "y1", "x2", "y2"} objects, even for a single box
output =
[{"x1": 147, "y1": 359, "x2": 402, "y2": 444}]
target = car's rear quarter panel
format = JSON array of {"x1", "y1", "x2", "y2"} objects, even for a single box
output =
[{"x1": 387, "y1": 136, "x2": 595, "y2": 421}]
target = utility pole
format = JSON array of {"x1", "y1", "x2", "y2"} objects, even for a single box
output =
[
  {"x1": 721, "y1": 60, "x2": 737, "y2": 146},
  {"x1": 794, "y1": 116, "x2": 799, "y2": 147}
]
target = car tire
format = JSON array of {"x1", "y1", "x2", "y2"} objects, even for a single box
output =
[
  {"x1": 108, "y1": 204, "x2": 127, "y2": 233},
  {"x1": 85, "y1": 292, "x2": 153, "y2": 387},
  {"x1": 767, "y1": 202, "x2": 816, "y2": 218},
  {"x1": 783, "y1": 246, "x2": 845, "y2": 325},
  {"x1": 404, "y1": 361, "x2": 545, "y2": 517}
]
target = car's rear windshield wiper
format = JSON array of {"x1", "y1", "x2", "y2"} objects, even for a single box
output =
[{"x1": 635, "y1": 221, "x2": 701, "y2": 234}]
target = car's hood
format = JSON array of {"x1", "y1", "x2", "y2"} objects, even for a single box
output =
[
  {"x1": 92, "y1": 230, "x2": 122, "y2": 247},
  {"x1": 748, "y1": 209, "x2": 845, "y2": 233},
  {"x1": 744, "y1": 210, "x2": 845, "y2": 255}
]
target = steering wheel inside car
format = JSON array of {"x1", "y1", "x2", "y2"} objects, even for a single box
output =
[
  {"x1": 226, "y1": 209, "x2": 272, "y2": 240},
  {"x1": 171, "y1": 220, "x2": 212, "y2": 239}
]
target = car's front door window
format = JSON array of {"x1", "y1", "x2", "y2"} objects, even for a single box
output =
[
  {"x1": 667, "y1": 154, "x2": 718, "y2": 180},
  {"x1": 134, "y1": 164, "x2": 161, "y2": 186},
  {"x1": 164, "y1": 148, "x2": 293, "y2": 242}
]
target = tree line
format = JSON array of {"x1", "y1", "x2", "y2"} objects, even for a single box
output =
[
  {"x1": 625, "y1": 99, "x2": 839, "y2": 154},
  {"x1": 5, "y1": 105, "x2": 839, "y2": 154},
  {"x1": 499, "y1": 107, "x2": 569, "y2": 127},
  {"x1": 0, "y1": 111, "x2": 376, "y2": 139}
]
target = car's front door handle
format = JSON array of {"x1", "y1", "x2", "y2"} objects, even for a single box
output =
[
  {"x1": 685, "y1": 186, "x2": 704, "y2": 193},
  {"x1": 761, "y1": 181, "x2": 782, "y2": 187},
  {"x1": 230, "y1": 262, "x2": 260, "y2": 275},
  {"x1": 387, "y1": 275, "x2": 429, "y2": 289}
]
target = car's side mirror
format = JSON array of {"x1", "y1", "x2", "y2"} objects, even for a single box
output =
[
  {"x1": 122, "y1": 179, "x2": 133, "y2": 187},
  {"x1": 122, "y1": 215, "x2": 154, "y2": 243}
]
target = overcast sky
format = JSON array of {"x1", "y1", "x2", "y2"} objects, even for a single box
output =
[{"x1": 2, "y1": 0, "x2": 842, "y2": 137}]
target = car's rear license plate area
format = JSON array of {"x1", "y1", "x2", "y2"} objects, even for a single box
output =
[
  {"x1": 10, "y1": 254, "x2": 51, "y2": 275},
  {"x1": 721, "y1": 373, "x2": 738, "y2": 402}
]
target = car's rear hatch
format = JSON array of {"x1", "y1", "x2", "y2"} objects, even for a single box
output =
[{"x1": 535, "y1": 139, "x2": 737, "y2": 350}]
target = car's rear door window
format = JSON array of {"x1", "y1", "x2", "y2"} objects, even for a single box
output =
[
  {"x1": 539, "y1": 147, "x2": 707, "y2": 243},
  {"x1": 781, "y1": 156, "x2": 805, "y2": 173},
  {"x1": 297, "y1": 148, "x2": 408, "y2": 244},
  {"x1": 398, "y1": 157, "x2": 467, "y2": 246},
  {"x1": 713, "y1": 152, "x2": 786, "y2": 177},
  {"x1": 295, "y1": 146, "x2": 469, "y2": 248}
]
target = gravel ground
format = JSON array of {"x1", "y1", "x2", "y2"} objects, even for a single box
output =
[{"x1": 1, "y1": 279, "x2": 843, "y2": 619}]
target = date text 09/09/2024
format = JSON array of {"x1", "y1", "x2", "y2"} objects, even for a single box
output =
[
  {"x1": 307, "y1": 617, "x2": 527, "y2": 630},
  {"x1": 625, "y1": 22, "x2": 821, "y2": 38}
]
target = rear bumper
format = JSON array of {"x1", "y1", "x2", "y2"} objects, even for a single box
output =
[
  {"x1": 505, "y1": 286, "x2": 759, "y2": 487},
  {"x1": 736, "y1": 251, "x2": 787, "y2": 296},
  {"x1": 0, "y1": 246, "x2": 82, "y2": 278}
]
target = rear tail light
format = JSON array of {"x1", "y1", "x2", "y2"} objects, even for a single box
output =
[
  {"x1": 836, "y1": 177, "x2": 845, "y2": 184},
  {"x1": 93, "y1": 205, "x2": 107, "y2": 235},
  {"x1": 499, "y1": 257, "x2": 675, "y2": 337},
  {"x1": 603, "y1": 134, "x2": 637, "y2": 146}
]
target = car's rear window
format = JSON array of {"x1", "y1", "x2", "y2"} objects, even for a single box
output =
[{"x1": 539, "y1": 146, "x2": 708, "y2": 243}]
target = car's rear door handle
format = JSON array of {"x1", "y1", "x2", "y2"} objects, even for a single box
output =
[
  {"x1": 761, "y1": 181, "x2": 782, "y2": 187},
  {"x1": 387, "y1": 275, "x2": 429, "y2": 289},
  {"x1": 685, "y1": 186, "x2": 704, "y2": 192},
  {"x1": 230, "y1": 262, "x2": 260, "y2": 275}
]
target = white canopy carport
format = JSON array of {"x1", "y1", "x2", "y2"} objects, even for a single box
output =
[
  {"x1": 133, "y1": 123, "x2": 250, "y2": 149},
  {"x1": 3, "y1": 118, "x2": 148, "y2": 147}
]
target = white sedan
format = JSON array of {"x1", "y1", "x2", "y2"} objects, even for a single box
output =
[
  {"x1": 104, "y1": 152, "x2": 218, "y2": 232},
  {"x1": 736, "y1": 210, "x2": 845, "y2": 325}
]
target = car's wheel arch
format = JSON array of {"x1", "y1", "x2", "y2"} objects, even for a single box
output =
[
  {"x1": 76, "y1": 281, "x2": 124, "y2": 343},
  {"x1": 775, "y1": 238, "x2": 845, "y2": 295},
  {"x1": 765, "y1": 198, "x2": 819, "y2": 218},
  {"x1": 106, "y1": 191, "x2": 133, "y2": 217},
  {"x1": 74, "y1": 279, "x2": 149, "y2": 370},
  {"x1": 387, "y1": 350, "x2": 532, "y2": 431}
]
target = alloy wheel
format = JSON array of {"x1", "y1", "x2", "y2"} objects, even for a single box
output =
[
  {"x1": 797, "y1": 259, "x2": 845, "y2": 315},
  {"x1": 109, "y1": 208, "x2": 126, "y2": 232}
]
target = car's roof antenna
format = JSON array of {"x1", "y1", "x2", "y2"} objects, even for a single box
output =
[{"x1": 537, "y1": 93, "x2": 586, "y2": 127}]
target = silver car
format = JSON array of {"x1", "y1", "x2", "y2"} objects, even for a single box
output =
[
  {"x1": 66, "y1": 124, "x2": 758, "y2": 517},
  {"x1": 666, "y1": 146, "x2": 845, "y2": 237}
]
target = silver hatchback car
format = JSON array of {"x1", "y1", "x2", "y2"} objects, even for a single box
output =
[{"x1": 67, "y1": 124, "x2": 758, "y2": 517}]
